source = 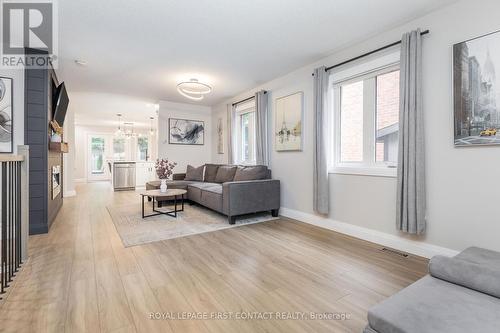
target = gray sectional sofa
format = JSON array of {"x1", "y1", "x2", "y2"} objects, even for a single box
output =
[
  {"x1": 365, "y1": 246, "x2": 500, "y2": 333},
  {"x1": 146, "y1": 164, "x2": 280, "y2": 224}
]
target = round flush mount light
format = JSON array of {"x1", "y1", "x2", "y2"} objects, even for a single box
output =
[{"x1": 177, "y1": 78, "x2": 212, "y2": 101}]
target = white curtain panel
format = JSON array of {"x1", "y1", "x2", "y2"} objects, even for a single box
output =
[
  {"x1": 255, "y1": 90, "x2": 269, "y2": 166},
  {"x1": 226, "y1": 103, "x2": 236, "y2": 164},
  {"x1": 313, "y1": 66, "x2": 330, "y2": 215},
  {"x1": 396, "y1": 29, "x2": 426, "y2": 234}
]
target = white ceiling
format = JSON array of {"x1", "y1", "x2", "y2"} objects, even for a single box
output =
[
  {"x1": 71, "y1": 92, "x2": 158, "y2": 129},
  {"x1": 58, "y1": 0, "x2": 456, "y2": 107}
]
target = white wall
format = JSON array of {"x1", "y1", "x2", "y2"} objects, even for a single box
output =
[
  {"x1": 212, "y1": 0, "x2": 500, "y2": 255},
  {"x1": 63, "y1": 104, "x2": 76, "y2": 196},
  {"x1": 158, "y1": 101, "x2": 212, "y2": 174},
  {"x1": 211, "y1": 104, "x2": 228, "y2": 165},
  {"x1": 0, "y1": 69, "x2": 24, "y2": 153}
]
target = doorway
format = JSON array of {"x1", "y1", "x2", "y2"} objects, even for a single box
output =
[{"x1": 87, "y1": 134, "x2": 112, "y2": 181}]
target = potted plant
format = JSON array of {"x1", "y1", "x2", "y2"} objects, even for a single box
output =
[{"x1": 154, "y1": 158, "x2": 177, "y2": 192}]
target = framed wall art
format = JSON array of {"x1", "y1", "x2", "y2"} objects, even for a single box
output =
[
  {"x1": 275, "y1": 92, "x2": 303, "y2": 151},
  {"x1": 0, "y1": 77, "x2": 13, "y2": 153},
  {"x1": 168, "y1": 118, "x2": 204, "y2": 145},
  {"x1": 454, "y1": 30, "x2": 500, "y2": 146}
]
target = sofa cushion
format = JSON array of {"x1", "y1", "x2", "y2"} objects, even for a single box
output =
[
  {"x1": 214, "y1": 165, "x2": 237, "y2": 183},
  {"x1": 455, "y1": 246, "x2": 500, "y2": 268},
  {"x1": 185, "y1": 165, "x2": 204, "y2": 181},
  {"x1": 204, "y1": 164, "x2": 220, "y2": 182},
  {"x1": 367, "y1": 275, "x2": 500, "y2": 333},
  {"x1": 233, "y1": 165, "x2": 269, "y2": 181},
  {"x1": 429, "y1": 247, "x2": 500, "y2": 298},
  {"x1": 200, "y1": 188, "x2": 222, "y2": 212},
  {"x1": 202, "y1": 185, "x2": 222, "y2": 195},
  {"x1": 187, "y1": 182, "x2": 219, "y2": 202},
  {"x1": 188, "y1": 182, "x2": 219, "y2": 190}
]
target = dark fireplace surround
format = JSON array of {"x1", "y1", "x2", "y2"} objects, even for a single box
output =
[{"x1": 25, "y1": 48, "x2": 64, "y2": 235}]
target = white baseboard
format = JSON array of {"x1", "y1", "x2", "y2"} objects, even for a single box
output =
[
  {"x1": 74, "y1": 178, "x2": 87, "y2": 183},
  {"x1": 64, "y1": 190, "x2": 77, "y2": 197},
  {"x1": 280, "y1": 207, "x2": 459, "y2": 259}
]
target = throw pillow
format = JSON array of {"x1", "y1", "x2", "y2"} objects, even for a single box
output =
[
  {"x1": 214, "y1": 165, "x2": 237, "y2": 183},
  {"x1": 233, "y1": 165, "x2": 269, "y2": 181},
  {"x1": 184, "y1": 165, "x2": 204, "y2": 181},
  {"x1": 204, "y1": 164, "x2": 220, "y2": 182}
]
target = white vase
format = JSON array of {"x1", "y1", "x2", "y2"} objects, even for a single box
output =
[{"x1": 160, "y1": 179, "x2": 167, "y2": 193}]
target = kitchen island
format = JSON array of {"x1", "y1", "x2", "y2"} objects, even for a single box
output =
[{"x1": 108, "y1": 160, "x2": 156, "y2": 191}]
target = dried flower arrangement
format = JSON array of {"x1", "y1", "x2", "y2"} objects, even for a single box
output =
[{"x1": 155, "y1": 158, "x2": 177, "y2": 179}]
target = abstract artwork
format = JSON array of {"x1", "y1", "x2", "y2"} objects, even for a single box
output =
[
  {"x1": 217, "y1": 118, "x2": 223, "y2": 154},
  {"x1": 454, "y1": 30, "x2": 500, "y2": 146},
  {"x1": 169, "y1": 118, "x2": 204, "y2": 145},
  {"x1": 0, "y1": 77, "x2": 13, "y2": 153},
  {"x1": 275, "y1": 92, "x2": 303, "y2": 151}
]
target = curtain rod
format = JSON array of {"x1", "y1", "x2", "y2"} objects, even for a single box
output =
[
  {"x1": 312, "y1": 29, "x2": 429, "y2": 76},
  {"x1": 232, "y1": 91, "x2": 267, "y2": 106}
]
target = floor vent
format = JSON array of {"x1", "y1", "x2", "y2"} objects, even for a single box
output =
[{"x1": 381, "y1": 247, "x2": 409, "y2": 258}]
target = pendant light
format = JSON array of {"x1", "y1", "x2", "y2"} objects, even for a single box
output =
[
  {"x1": 114, "y1": 113, "x2": 123, "y2": 137},
  {"x1": 149, "y1": 117, "x2": 155, "y2": 136}
]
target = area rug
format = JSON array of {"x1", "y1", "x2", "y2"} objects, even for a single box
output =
[{"x1": 106, "y1": 202, "x2": 279, "y2": 247}]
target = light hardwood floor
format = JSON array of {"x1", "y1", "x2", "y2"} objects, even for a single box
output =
[{"x1": 0, "y1": 182, "x2": 428, "y2": 333}]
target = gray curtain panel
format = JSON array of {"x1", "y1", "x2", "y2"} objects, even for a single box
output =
[
  {"x1": 255, "y1": 90, "x2": 269, "y2": 166},
  {"x1": 313, "y1": 66, "x2": 329, "y2": 215},
  {"x1": 397, "y1": 29, "x2": 426, "y2": 234},
  {"x1": 226, "y1": 103, "x2": 236, "y2": 164}
]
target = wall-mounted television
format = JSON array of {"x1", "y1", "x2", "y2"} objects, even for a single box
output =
[{"x1": 53, "y1": 82, "x2": 69, "y2": 127}]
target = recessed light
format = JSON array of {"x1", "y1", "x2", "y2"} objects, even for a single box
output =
[{"x1": 74, "y1": 60, "x2": 88, "y2": 66}]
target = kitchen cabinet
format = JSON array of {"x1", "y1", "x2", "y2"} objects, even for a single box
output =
[{"x1": 135, "y1": 162, "x2": 156, "y2": 187}]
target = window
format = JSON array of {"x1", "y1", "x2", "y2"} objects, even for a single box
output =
[
  {"x1": 340, "y1": 80, "x2": 364, "y2": 162},
  {"x1": 235, "y1": 100, "x2": 256, "y2": 164},
  {"x1": 113, "y1": 138, "x2": 126, "y2": 160},
  {"x1": 137, "y1": 136, "x2": 149, "y2": 161},
  {"x1": 90, "y1": 137, "x2": 105, "y2": 174},
  {"x1": 332, "y1": 60, "x2": 400, "y2": 177},
  {"x1": 376, "y1": 70, "x2": 400, "y2": 164}
]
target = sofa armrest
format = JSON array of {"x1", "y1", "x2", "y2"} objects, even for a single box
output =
[
  {"x1": 222, "y1": 179, "x2": 280, "y2": 216},
  {"x1": 173, "y1": 173, "x2": 186, "y2": 180}
]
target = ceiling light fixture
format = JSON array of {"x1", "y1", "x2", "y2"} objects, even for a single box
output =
[
  {"x1": 74, "y1": 59, "x2": 88, "y2": 66},
  {"x1": 123, "y1": 122, "x2": 137, "y2": 139},
  {"x1": 149, "y1": 117, "x2": 155, "y2": 136},
  {"x1": 177, "y1": 78, "x2": 212, "y2": 101},
  {"x1": 114, "y1": 113, "x2": 123, "y2": 137}
]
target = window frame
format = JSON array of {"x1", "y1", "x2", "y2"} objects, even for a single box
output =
[
  {"x1": 234, "y1": 100, "x2": 257, "y2": 165},
  {"x1": 331, "y1": 63, "x2": 400, "y2": 178},
  {"x1": 136, "y1": 136, "x2": 149, "y2": 162},
  {"x1": 90, "y1": 137, "x2": 106, "y2": 174},
  {"x1": 112, "y1": 137, "x2": 126, "y2": 161}
]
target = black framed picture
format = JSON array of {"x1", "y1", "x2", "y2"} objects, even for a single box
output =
[
  {"x1": 453, "y1": 30, "x2": 500, "y2": 146},
  {"x1": 168, "y1": 118, "x2": 204, "y2": 145},
  {"x1": 0, "y1": 77, "x2": 13, "y2": 153}
]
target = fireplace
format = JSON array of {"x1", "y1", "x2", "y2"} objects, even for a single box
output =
[{"x1": 52, "y1": 165, "x2": 61, "y2": 199}]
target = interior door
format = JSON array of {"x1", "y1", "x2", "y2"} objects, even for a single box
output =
[{"x1": 88, "y1": 134, "x2": 112, "y2": 181}]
